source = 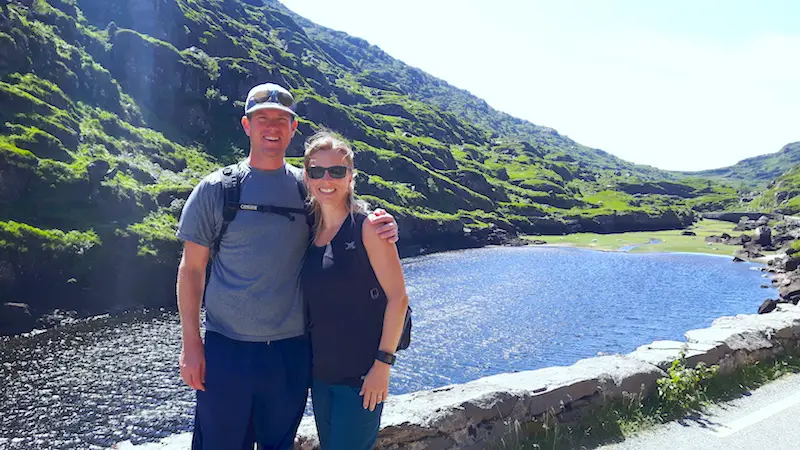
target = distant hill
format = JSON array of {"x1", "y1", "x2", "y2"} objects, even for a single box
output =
[
  {"x1": 678, "y1": 142, "x2": 800, "y2": 187},
  {"x1": 748, "y1": 160, "x2": 800, "y2": 214}
]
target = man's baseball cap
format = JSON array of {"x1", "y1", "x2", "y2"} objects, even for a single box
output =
[{"x1": 244, "y1": 83, "x2": 297, "y2": 117}]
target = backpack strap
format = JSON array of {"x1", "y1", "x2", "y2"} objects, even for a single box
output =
[
  {"x1": 294, "y1": 170, "x2": 314, "y2": 230},
  {"x1": 212, "y1": 163, "x2": 242, "y2": 257},
  {"x1": 213, "y1": 164, "x2": 311, "y2": 256},
  {"x1": 349, "y1": 213, "x2": 412, "y2": 351}
]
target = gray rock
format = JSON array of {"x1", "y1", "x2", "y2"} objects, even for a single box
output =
[
  {"x1": 727, "y1": 234, "x2": 752, "y2": 246},
  {"x1": 755, "y1": 226, "x2": 773, "y2": 247},
  {"x1": 779, "y1": 277, "x2": 800, "y2": 302},
  {"x1": 627, "y1": 340, "x2": 723, "y2": 370},
  {"x1": 87, "y1": 160, "x2": 111, "y2": 184},
  {"x1": 759, "y1": 299, "x2": 779, "y2": 314},
  {"x1": 0, "y1": 302, "x2": 34, "y2": 335},
  {"x1": 735, "y1": 217, "x2": 758, "y2": 231},
  {"x1": 735, "y1": 242, "x2": 764, "y2": 260}
]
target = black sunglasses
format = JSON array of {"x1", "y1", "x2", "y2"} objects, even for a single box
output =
[
  {"x1": 250, "y1": 88, "x2": 294, "y2": 109},
  {"x1": 307, "y1": 166, "x2": 350, "y2": 179}
]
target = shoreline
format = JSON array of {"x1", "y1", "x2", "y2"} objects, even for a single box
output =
[
  {"x1": 2, "y1": 229, "x2": 773, "y2": 338},
  {"x1": 529, "y1": 242, "x2": 775, "y2": 262}
]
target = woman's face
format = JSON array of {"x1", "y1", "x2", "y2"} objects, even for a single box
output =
[{"x1": 306, "y1": 149, "x2": 352, "y2": 208}]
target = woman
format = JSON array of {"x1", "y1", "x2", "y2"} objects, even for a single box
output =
[{"x1": 301, "y1": 130, "x2": 409, "y2": 450}]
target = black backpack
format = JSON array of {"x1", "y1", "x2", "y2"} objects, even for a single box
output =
[{"x1": 345, "y1": 214, "x2": 413, "y2": 352}]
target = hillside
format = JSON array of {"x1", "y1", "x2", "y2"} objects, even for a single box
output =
[
  {"x1": 748, "y1": 162, "x2": 800, "y2": 215},
  {"x1": 0, "y1": 0, "x2": 729, "y2": 323},
  {"x1": 679, "y1": 141, "x2": 800, "y2": 188}
]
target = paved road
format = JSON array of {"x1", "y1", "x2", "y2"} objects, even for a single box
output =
[{"x1": 597, "y1": 373, "x2": 800, "y2": 450}]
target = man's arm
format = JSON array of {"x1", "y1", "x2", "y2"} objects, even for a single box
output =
[
  {"x1": 176, "y1": 241, "x2": 210, "y2": 391},
  {"x1": 368, "y1": 208, "x2": 399, "y2": 243}
]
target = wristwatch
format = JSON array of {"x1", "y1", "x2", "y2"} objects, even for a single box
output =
[{"x1": 376, "y1": 350, "x2": 396, "y2": 366}]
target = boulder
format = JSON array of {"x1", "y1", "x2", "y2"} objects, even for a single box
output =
[
  {"x1": 779, "y1": 276, "x2": 800, "y2": 303},
  {"x1": 86, "y1": 160, "x2": 111, "y2": 184},
  {"x1": 758, "y1": 299, "x2": 779, "y2": 314},
  {"x1": 36, "y1": 309, "x2": 79, "y2": 328},
  {"x1": 0, "y1": 302, "x2": 35, "y2": 336},
  {"x1": 754, "y1": 226, "x2": 773, "y2": 247},
  {"x1": 735, "y1": 242, "x2": 764, "y2": 260},
  {"x1": 727, "y1": 234, "x2": 752, "y2": 246},
  {"x1": 681, "y1": 231, "x2": 697, "y2": 236},
  {"x1": 735, "y1": 217, "x2": 758, "y2": 231}
]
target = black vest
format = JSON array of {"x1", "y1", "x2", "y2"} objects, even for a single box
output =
[{"x1": 301, "y1": 213, "x2": 387, "y2": 386}]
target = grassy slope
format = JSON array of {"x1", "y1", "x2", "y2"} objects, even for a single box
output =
[
  {"x1": 528, "y1": 219, "x2": 773, "y2": 257},
  {"x1": 747, "y1": 162, "x2": 800, "y2": 215},
  {"x1": 677, "y1": 141, "x2": 800, "y2": 188}
]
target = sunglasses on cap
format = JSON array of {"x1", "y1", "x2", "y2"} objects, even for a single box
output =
[
  {"x1": 251, "y1": 87, "x2": 294, "y2": 108},
  {"x1": 307, "y1": 165, "x2": 350, "y2": 179}
]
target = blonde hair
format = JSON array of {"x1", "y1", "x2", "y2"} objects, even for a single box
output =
[{"x1": 303, "y1": 130, "x2": 370, "y2": 235}]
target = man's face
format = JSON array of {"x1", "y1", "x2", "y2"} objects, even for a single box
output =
[{"x1": 241, "y1": 109, "x2": 297, "y2": 158}]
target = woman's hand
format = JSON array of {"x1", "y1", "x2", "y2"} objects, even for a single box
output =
[{"x1": 360, "y1": 361, "x2": 391, "y2": 411}]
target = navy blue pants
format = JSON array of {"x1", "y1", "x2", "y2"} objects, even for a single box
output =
[
  {"x1": 191, "y1": 332, "x2": 311, "y2": 450},
  {"x1": 311, "y1": 379, "x2": 383, "y2": 450}
]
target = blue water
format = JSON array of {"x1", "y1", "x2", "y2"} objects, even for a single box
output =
[{"x1": 388, "y1": 246, "x2": 775, "y2": 394}]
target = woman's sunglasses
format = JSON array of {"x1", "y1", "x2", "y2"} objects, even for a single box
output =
[{"x1": 307, "y1": 165, "x2": 350, "y2": 179}]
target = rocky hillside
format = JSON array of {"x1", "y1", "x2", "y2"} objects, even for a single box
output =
[
  {"x1": 680, "y1": 141, "x2": 800, "y2": 188},
  {"x1": 747, "y1": 163, "x2": 800, "y2": 215},
  {"x1": 0, "y1": 0, "x2": 736, "y2": 328}
]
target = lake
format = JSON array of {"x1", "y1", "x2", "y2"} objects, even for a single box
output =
[{"x1": 0, "y1": 246, "x2": 777, "y2": 448}]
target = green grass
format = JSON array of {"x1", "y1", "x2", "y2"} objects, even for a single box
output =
[
  {"x1": 525, "y1": 219, "x2": 776, "y2": 257},
  {"x1": 0, "y1": 220, "x2": 100, "y2": 253}
]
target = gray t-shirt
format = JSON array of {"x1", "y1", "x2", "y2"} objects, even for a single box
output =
[{"x1": 177, "y1": 161, "x2": 309, "y2": 342}]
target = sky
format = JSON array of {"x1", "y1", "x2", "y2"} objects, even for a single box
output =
[{"x1": 278, "y1": 0, "x2": 800, "y2": 172}]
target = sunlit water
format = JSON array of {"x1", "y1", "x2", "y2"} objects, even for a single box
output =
[{"x1": 0, "y1": 246, "x2": 777, "y2": 448}]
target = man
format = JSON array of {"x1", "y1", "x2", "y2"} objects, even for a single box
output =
[{"x1": 176, "y1": 82, "x2": 398, "y2": 449}]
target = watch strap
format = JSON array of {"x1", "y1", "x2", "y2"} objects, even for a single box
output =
[{"x1": 376, "y1": 350, "x2": 396, "y2": 366}]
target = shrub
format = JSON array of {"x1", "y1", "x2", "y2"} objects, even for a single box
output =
[{"x1": 656, "y1": 355, "x2": 718, "y2": 418}]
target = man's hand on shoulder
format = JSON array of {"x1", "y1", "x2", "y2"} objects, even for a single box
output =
[{"x1": 368, "y1": 209, "x2": 399, "y2": 244}]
